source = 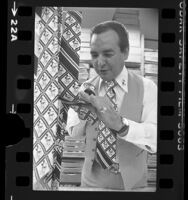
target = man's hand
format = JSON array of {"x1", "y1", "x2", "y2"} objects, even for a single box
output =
[{"x1": 79, "y1": 91, "x2": 123, "y2": 131}]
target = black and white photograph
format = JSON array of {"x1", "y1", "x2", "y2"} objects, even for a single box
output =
[{"x1": 33, "y1": 7, "x2": 158, "y2": 191}]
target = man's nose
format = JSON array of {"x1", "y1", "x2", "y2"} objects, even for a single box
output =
[{"x1": 97, "y1": 55, "x2": 106, "y2": 67}]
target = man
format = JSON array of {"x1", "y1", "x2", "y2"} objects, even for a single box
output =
[{"x1": 66, "y1": 21, "x2": 157, "y2": 191}]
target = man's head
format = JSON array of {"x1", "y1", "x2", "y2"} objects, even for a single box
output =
[{"x1": 90, "y1": 21, "x2": 129, "y2": 81}]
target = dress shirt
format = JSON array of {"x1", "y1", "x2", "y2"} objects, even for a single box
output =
[{"x1": 66, "y1": 66, "x2": 157, "y2": 153}]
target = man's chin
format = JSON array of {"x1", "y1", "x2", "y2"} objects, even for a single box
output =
[
  {"x1": 101, "y1": 76, "x2": 113, "y2": 81},
  {"x1": 99, "y1": 74, "x2": 106, "y2": 79},
  {"x1": 97, "y1": 71, "x2": 113, "y2": 81}
]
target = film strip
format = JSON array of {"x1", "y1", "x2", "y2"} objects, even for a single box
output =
[{"x1": 3, "y1": 0, "x2": 185, "y2": 199}]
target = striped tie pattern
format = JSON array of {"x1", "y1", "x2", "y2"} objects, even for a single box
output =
[
  {"x1": 52, "y1": 10, "x2": 83, "y2": 189},
  {"x1": 33, "y1": 7, "x2": 82, "y2": 190},
  {"x1": 96, "y1": 80, "x2": 119, "y2": 173}
]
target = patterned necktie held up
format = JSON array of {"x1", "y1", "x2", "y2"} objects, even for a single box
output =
[
  {"x1": 59, "y1": 82, "x2": 98, "y2": 124},
  {"x1": 60, "y1": 80, "x2": 120, "y2": 173}
]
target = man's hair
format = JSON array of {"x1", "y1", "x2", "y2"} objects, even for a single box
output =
[{"x1": 90, "y1": 21, "x2": 129, "y2": 53}]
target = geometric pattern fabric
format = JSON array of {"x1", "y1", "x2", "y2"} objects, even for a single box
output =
[
  {"x1": 96, "y1": 80, "x2": 119, "y2": 173},
  {"x1": 33, "y1": 7, "x2": 82, "y2": 190}
]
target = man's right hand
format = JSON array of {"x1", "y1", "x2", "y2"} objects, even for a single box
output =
[{"x1": 76, "y1": 90, "x2": 97, "y2": 120}]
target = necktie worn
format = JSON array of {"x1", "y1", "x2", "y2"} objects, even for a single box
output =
[{"x1": 96, "y1": 80, "x2": 119, "y2": 173}]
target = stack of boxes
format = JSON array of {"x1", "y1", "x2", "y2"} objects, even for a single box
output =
[
  {"x1": 60, "y1": 136, "x2": 85, "y2": 186},
  {"x1": 78, "y1": 28, "x2": 91, "y2": 84},
  {"x1": 144, "y1": 48, "x2": 158, "y2": 188},
  {"x1": 144, "y1": 48, "x2": 158, "y2": 85},
  {"x1": 147, "y1": 153, "x2": 157, "y2": 188}
]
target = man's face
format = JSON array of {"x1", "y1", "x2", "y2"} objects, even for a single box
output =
[{"x1": 90, "y1": 30, "x2": 128, "y2": 81}]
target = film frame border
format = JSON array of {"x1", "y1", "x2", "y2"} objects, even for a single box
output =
[{"x1": 4, "y1": 0, "x2": 185, "y2": 199}]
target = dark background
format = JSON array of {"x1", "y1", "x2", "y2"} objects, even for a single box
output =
[{"x1": 1, "y1": 0, "x2": 185, "y2": 199}]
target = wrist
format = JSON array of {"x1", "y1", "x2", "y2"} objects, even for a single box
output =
[
  {"x1": 119, "y1": 117, "x2": 129, "y2": 136},
  {"x1": 111, "y1": 117, "x2": 129, "y2": 136},
  {"x1": 116, "y1": 117, "x2": 124, "y2": 131}
]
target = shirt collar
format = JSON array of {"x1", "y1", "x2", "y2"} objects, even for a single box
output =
[{"x1": 98, "y1": 66, "x2": 128, "y2": 93}]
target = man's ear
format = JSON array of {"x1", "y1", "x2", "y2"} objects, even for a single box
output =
[{"x1": 123, "y1": 47, "x2": 129, "y2": 60}]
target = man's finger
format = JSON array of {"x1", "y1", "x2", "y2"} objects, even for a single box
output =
[
  {"x1": 79, "y1": 91, "x2": 91, "y2": 102},
  {"x1": 83, "y1": 104, "x2": 97, "y2": 113},
  {"x1": 89, "y1": 95, "x2": 98, "y2": 107}
]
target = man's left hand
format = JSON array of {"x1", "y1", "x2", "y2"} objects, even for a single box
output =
[{"x1": 79, "y1": 91, "x2": 123, "y2": 132}]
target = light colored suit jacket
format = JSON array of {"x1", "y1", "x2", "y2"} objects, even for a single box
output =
[{"x1": 73, "y1": 71, "x2": 148, "y2": 190}]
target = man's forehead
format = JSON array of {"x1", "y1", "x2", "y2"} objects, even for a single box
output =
[
  {"x1": 90, "y1": 40, "x2": 116, "y2": 51},
  {"x1": 90, "y1": 31, "x2": 119, "y2": 51},
  {"x1": 90, "y1": 47, "x2": 114, "y2": 53},
  {"x1": 91, "y1": 30, "x2": 119, "y2": 44}
]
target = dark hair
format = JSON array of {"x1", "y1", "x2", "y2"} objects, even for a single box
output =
[{"x1": 90, "y1": 21, "x2": 129, "y2": 53}]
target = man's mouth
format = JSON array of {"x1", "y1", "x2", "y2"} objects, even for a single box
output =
[{"x1": 100, "y1": 69, "x2": 108, "y2": 74}]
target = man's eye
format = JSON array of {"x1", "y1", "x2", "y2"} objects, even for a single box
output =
[
  {"x1": 104, "y1": 54, "x2": 113, "y2": 58},
  {"x1": 91, "y1": 54, "x2": 98, "y2": 59}
]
